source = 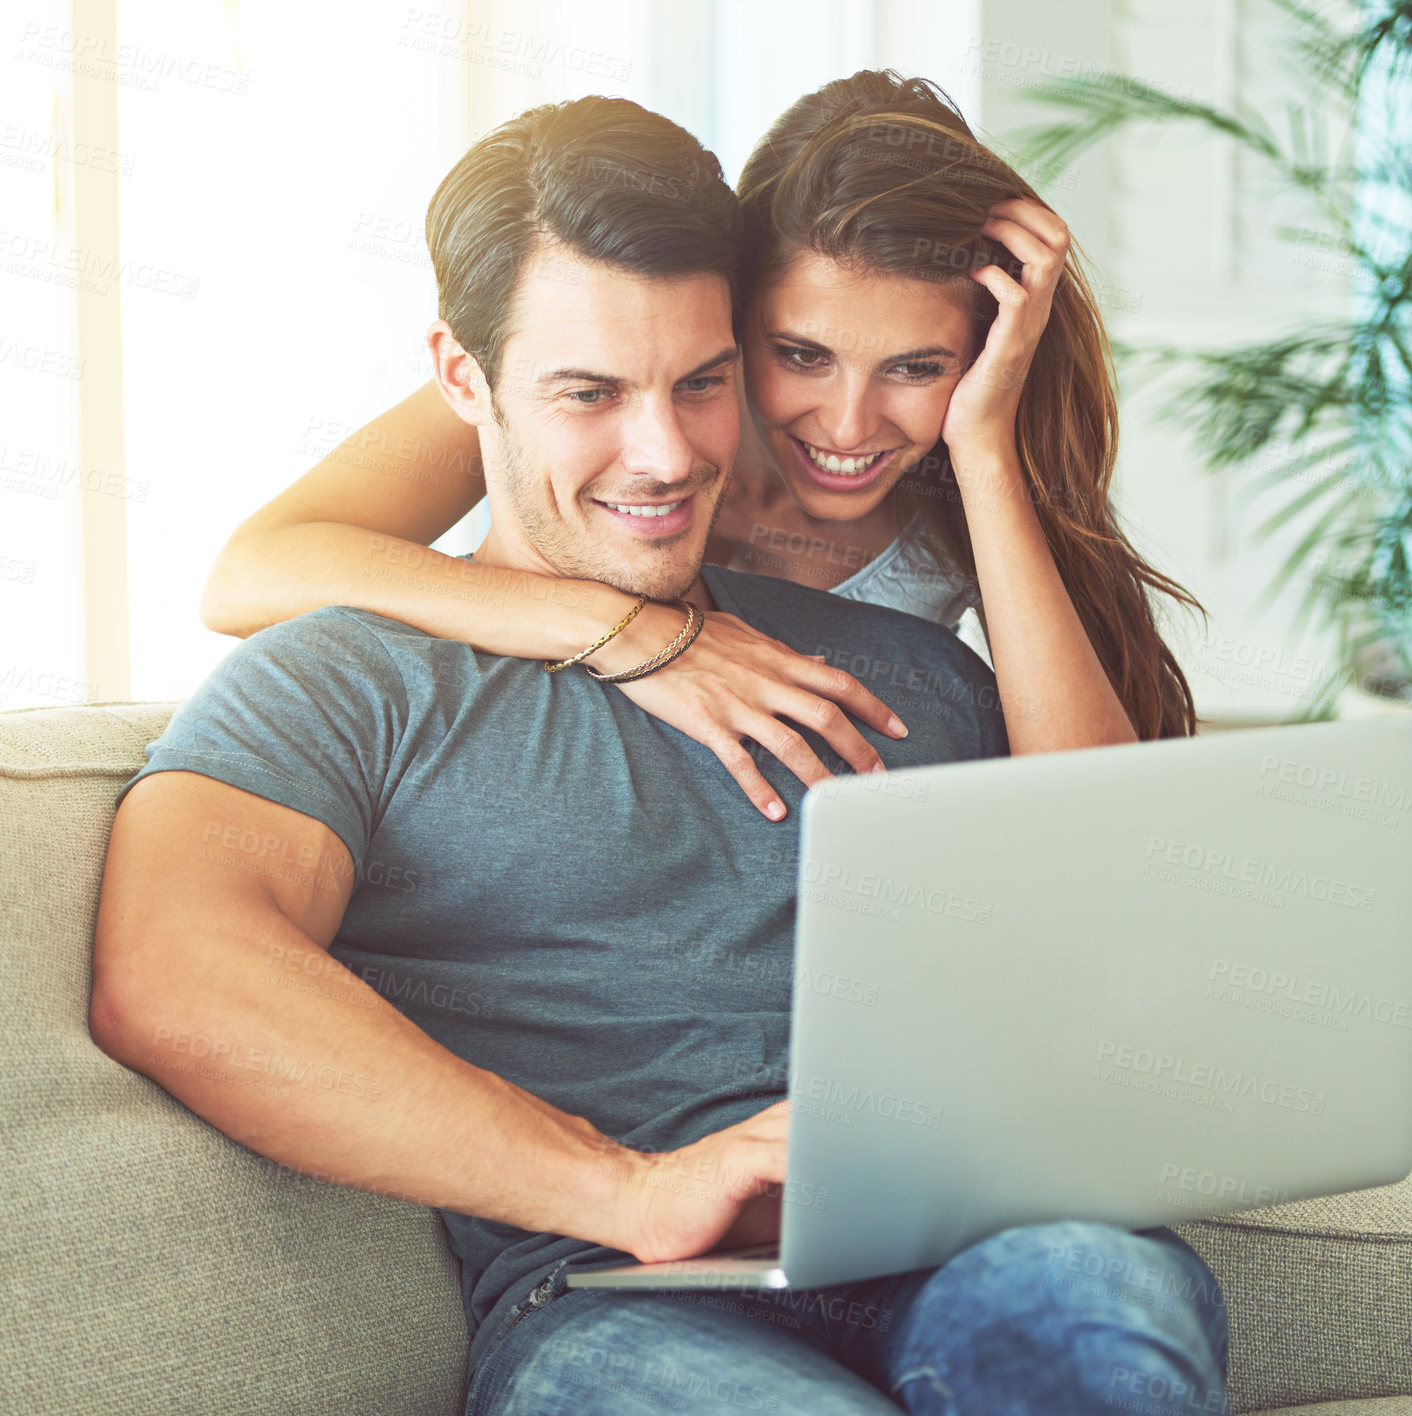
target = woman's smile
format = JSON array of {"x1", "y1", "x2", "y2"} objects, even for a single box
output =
[
  {"x1": 743, "y1": 251, "x2": 977, "y2": 522},
  {"x1": 785, "y1": 433, "x2": 903, "y2": 495}
]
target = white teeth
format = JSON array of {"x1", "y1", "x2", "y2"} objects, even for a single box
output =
[
  {"x1": 607, "y1": 500, "x2": 683, "y2": 518},
  {"x1": 802, "y1": 442, "x2": 883, "y2": 476}
]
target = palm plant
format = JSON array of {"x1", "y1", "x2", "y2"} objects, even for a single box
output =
[{"x1": 1015, "y1": 0, "x2": 1412, "y2": 717}]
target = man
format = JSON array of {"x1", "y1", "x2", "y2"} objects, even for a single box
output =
[{"x1": 90, "y1": 96, "x2": 1228, "y2": 1414}]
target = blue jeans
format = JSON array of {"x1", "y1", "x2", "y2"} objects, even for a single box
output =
[{"x1": 464, "y1": 1221, "x2": 1230, "y2": 1415}]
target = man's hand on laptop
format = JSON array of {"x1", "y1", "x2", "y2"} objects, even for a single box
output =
[
  {"x1": 606, "y1": 611, "x2": 907, "y2": 821},
  {"x1": 610, "y1": 1099, "x2": 791, "y2": 1263}
]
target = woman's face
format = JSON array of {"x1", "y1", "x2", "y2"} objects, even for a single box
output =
[{"x1": 743, "y1": 251, "x2": 978, "y2": 522}]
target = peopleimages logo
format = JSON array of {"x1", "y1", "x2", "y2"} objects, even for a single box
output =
[
  {"x1": 1156, "y1": 1161, "x2": 1294, "y2": 1209},
  {"x1": 1094, "y1": 1040, "x2": 1326, "y2": 1115},
  {"x1": 1257, "y1": 754, "x2": 1411, "y2": 809},
  {"x1": 1255, "y1": 753, "x2": 1410, "y2": 828},
  {"x1": 1209, "y1": 958, "x2": 1410, "y2": 1030},
  {"x1": 800, "y1": 860, "x2": 992, "y2": 924},
  {"x1": 796, "y1": 1073, "x2": 943, "y2": 1128},
  {"x1": 1142, "y1": 835, "x2": 1376, "y2": 912}
]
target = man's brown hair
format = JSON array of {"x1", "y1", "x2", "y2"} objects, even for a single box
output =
[{"x1": 426, "y1": 96, "x2": 741, "y2": 390}]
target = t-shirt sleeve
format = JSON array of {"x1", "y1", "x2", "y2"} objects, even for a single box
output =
[{"x1": 115, "y1": 609, "x2": 407, "y2": 873}]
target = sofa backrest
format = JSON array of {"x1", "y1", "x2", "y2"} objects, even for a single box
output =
[{"x1": 0, "y1": 702, "x2": 468, "y2": 1416}]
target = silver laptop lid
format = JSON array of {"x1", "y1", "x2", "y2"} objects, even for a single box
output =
[{"x1": 782, "y1": 716, "x2": 1412, "y2": 1289}]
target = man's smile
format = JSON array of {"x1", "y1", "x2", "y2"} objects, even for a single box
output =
[{"x1": 591, "y1": 492, "x2": 697, "y2": 536}]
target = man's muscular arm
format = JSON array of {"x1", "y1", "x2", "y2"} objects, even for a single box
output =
[
  {"x1": 89, "y1": 771, "x2": 788, "y2": 1261},
  {"x1": 90, "y1": 771, "x2": 639, "y2": 1244}
]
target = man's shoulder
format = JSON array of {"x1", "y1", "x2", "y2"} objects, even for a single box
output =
[
  {"x1": 702, "y1": 563, "x2": 932, "y2": 627},
  {"x1": 702, "y1": 565, "x2": 1006, "y2": 759},
  {"x1": 701, "y1": 565, "x2": 989, "y2": 676},
  {"x1": 193, "y1": 607, "x2": 450, "y2": 721}
]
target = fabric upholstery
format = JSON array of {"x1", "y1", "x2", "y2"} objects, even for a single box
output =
[
  {"x1": 1260, "y1": 1403, "x2": 1412, "y2": 1415},
  {"x1": 1176, "y1": 1199, "x2": 1412, "y2": 1412}
]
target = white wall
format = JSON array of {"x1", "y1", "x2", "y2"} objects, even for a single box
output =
[
  {"x1": 1, "y1": 0, "x2": 94, "y2": 711},
  {"x1": 112, "y1": 2, "x2": 478, "y2": 699}
]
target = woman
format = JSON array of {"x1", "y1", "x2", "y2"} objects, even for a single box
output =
[{"x1": 203, "y1": 71, "x2": 1204, "y2": 820}]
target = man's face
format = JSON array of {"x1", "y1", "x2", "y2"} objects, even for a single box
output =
[{"x1": 475, "y1": 246, "x2": 739, "y2": 601}]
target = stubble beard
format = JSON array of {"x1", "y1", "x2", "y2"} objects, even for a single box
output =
[{"x1": 494, "y1": 411, "x2": 729, "y2": 602}]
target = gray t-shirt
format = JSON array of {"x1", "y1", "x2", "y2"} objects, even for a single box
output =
[{"x1": 116, "y1": 563, "x2": 1008, "y2": 1365}]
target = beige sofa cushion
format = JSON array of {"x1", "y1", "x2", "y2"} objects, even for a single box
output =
[
  {"x1": 0, "y1": 703, "x2": 468, "y2": 1416},
  {"x1": 1177, "y1": 1188, "x2": 1412, "y2": 1413}
]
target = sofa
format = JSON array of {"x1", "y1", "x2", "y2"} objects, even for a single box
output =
[{"x1": 1, "y1": 699, "x2": 1409, "y2": 1416}]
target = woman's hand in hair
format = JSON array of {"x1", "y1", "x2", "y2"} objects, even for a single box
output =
[
  {"x1": 941, "y1": 196, "x2": 1071, "y2": 479},
  {"x1": 610, "y1": 611, "x2": 908, "y2": 821}
]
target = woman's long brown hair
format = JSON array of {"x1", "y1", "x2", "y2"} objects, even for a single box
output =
[{"x1": 736, "y1": 70, "x2": 1206, "y2": 738}]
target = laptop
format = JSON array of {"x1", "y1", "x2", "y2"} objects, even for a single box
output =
[{"x1": 569, "y1": 714, "x2": 1412, "y2": 1291}]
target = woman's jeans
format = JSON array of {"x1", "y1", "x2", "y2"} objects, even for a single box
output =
[{"x1": 464, "y1": 1220, "x2": 1230, "y2": 1415}]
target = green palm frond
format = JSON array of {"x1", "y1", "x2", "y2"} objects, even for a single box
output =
[{"x1": 1016, "y1": 0, "x2": 1412, "y2": 711}]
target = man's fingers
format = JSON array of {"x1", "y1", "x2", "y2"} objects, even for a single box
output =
[
  {"x1": 721, "y1": 1131, "x2": 790, "y2": 1194},
  {"x1": 720, "y1": 1190, "x2": 783, "y2": 1249},
  {"x1": 753, "y1": 1097, "x2": 791, "y2": 1132}
]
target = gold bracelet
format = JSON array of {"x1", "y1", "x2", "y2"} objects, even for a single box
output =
[
  {"x1": 586, "y1": 600, "x2": 703, "y2": 684},
  {"x1": 543, "y1": 593, "x2": 648, "y2": 673},
  {"x1": 586, "y1": 601, "x2": 699, "y2": 684}
]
